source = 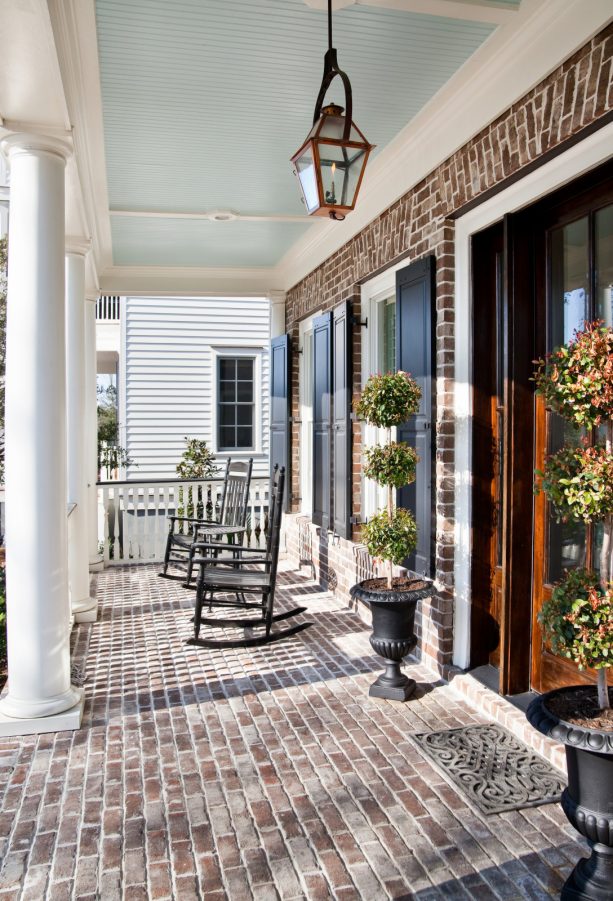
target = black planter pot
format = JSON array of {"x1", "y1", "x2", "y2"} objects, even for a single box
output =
[
  {"x1": 527, "y1": 687, "x2": 613, "y2": 901},
  {"x1": 349, "y1": 578, "x2": 433, "y2": 701}
]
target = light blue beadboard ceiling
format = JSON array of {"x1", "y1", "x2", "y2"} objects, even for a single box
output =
[
  {"x1": 111, "y1": 218, "x2": 313, "y2": 268},
  {"x1": 95, "y1": 0, "x2": 501, "y2": 268}
]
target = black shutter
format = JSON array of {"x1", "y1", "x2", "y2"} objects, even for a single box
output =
[
  {"x1": 270, "y1": 334, "x2": 291, "y2": 511},
  {"x1": 312, "y1": 311, "x2": 332, "y2": 529},
  {"x1": 396, "y1": 256, "x2": 435, "y2": 577},
  {"x1": 333, "y1": 301, "x2": 352, "y2": 538}
]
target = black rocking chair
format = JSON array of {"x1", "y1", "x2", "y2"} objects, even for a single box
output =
[
  {"x1": 161, "y1": 457, "x2": 253, "y2": 585},
  {"x1": 187, "y1": 466, "x2": 312, "y2": 649}
]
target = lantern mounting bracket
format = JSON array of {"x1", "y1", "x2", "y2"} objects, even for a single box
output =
[{"x1": 313, "y1": 0, "x2": 353, "y2": 141}]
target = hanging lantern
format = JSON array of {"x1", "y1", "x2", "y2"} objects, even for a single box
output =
[{"x1": 291, "y1": 3, "x2": 374, "y2": 221}]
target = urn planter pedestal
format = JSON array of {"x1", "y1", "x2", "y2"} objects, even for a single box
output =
[
  {"x1": 350, "y1": 579, "x2": 433, "y2": 701},
  {"x1": 527, "y1": 688, "x2": 613, "y2": 901}
]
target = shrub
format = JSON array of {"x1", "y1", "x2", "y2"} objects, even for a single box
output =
[
  {"x1": 534, "y1": 320, "x2": 613, "y2": 710},
  {"x1": 356, "y1": 371, "x2": 421, "y2": 588},
  {"x1": 362, "y1": 508, "x2": 418, "y2": 568},
  {"x1": 535, "y1": 444, "x2": 613, "y2": 523},
  {"x1": 364, "y1": 443, "x2": 418, "y2": 489},
  {"x1": 355, "y1": 371, "x2": 421, "y2": 428},
  {"x1": 176, "y1": 437, "x2": 219, "y2": 480},
  {"x1": 534, "y1": 321, "x2": 613, "y2": 429},
  {"x1": 539, "y1": 568, "x2": 613, "y2": 674}
]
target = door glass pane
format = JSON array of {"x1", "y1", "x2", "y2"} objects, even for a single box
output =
[
  {"x1": 547, "y1": 217, "x2": 589, "y2": 583},
  {"x1": 595, "y1": 204, "x2": 613, "y2": 327}
]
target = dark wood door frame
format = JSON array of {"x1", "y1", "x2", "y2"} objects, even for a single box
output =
[{"x1": 470, "y1": 158, "x2": 613, "y2": 697}]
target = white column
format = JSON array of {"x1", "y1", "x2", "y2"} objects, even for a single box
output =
[
  {"x1": 269, "y1": 291, "x2": 286, "y2": 338},
  {"x1": 85, "y1": 293, "x2": 103, "y2": 570},
  {"x1": 66, "y1": 243, "x2": 98, "y2": 621},
  {"x1": 0, "y1": 134, "x2": 83, "y2": 732}
]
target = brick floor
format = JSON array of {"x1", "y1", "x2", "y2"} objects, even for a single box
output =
[{"x1": 0, "y1": 562, "x2": 584, "y2": 900}]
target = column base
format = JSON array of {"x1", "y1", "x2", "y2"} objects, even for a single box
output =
[
  {"x1": 0, "y1": 684, "x2": 83, "y2": 730},
  {"x1": 89, "y1": 555, "x2": 104, "y2": 573},
  {"x1": 74, "y1": 597, "x2": 98, "y2": 623}
]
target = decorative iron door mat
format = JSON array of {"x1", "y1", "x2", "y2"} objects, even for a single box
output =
[{"x1": 411, "y1": 723, "x2": 565, "y2": 815}]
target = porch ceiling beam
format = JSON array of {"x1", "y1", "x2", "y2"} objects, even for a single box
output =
[
  {"x1": 109, "y1": 209, "x2": 322, "y2": 225},
  {"x1": 302, "y1": 0, "x2": 518, "y2": 26}
]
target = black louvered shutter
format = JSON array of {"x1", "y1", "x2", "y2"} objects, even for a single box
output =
[
  {"x1": 270, "y1": 334, "x2": 291, "y2": 511},
  {"x1": 332, "y1": 301, "x2": 352, "y2": 538},
  {"x1": 312, "y1": 311, "x2": 332, "y2": 529},
  {"x1": 396, "y1": 256, "x2": 435, "y2": 577}
]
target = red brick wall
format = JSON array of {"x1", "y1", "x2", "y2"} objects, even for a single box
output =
[{"x1": 284, "y1": 24, "x2": 613, "y2": 676}]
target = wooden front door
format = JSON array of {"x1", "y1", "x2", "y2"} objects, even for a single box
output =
[
  {"x1": 471, "y1": 222, "x2": 505, "y2": 670},
  {"x1": 531, "y1": 183, "x2": 613, "y2": 693}
]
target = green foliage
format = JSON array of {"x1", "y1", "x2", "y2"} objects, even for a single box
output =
[
  {"x1": 539, "y1": 568, "x2": 613, "y2": 671},
  {"x1": 97, "y1": 383, "x2": 118, "y2": 446},
  {"x1": 175, "y1": 437, "x2": 219, "y2": 480},
  {"x1": 355, "y1": 371, "x2": 421, "y2": 428},
  {"x1": 364, "y1": 442, "x2": 418, "y2": 489},
  {"x1": 534, "y1": 322, "x2": 613, "y2": 429},
  {"x1": 536, "y1": 443, "x2": 613, "y2": 523},
  {"x1": 362, "y1": 508, "x2": 418, "y2": 567}
]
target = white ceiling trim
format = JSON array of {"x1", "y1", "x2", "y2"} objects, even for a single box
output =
[
  {"x1": 110, "y1": 209, "x2": 326, "y2": 224},
  {"x1": 276, "y1": 0, "x2": 613, "y2": 291},
  {"x1": 303, "y1": 0, "x2": 518, "y2": 26},
  {"x1": 99, "y1": 265, "x2": 279, "y2": 297}
]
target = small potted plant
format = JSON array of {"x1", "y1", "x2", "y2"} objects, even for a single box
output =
[
  {"x1": 350, "y1": 371, "x2": 433, "y2": 701},
  {"x1": 526, "y1": 322, "x2": 613, "y2": 901}
]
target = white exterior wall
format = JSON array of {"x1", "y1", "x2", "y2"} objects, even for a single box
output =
[{"x1": 120, "y1": 296, "x2": 271, "y2": 479}]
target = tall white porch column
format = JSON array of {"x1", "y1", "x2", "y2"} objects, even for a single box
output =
[
  {"x1": 84, "y1": 293, "x2": 103, "y2": 570},
  {"x1": 0, "y1": 134, "x2": 82, "y2": 733},
  {"x1": 66, "y1": 244, "x2": 98, "y2": 621},
  {"x1": 269, "y1": 291, "x2": 286, "y2": 339}
]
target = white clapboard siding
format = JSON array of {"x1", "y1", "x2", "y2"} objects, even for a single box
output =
[{"x1": 121, "y1": 296, "x2": 271, "y2": 479}]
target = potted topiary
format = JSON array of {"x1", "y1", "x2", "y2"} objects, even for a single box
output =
[
  {"x1": 349, "y1": 371, "x2": 433, "y2": 701},
  {"x1": 526, "y1": 321, "x2": 613, "y2": 901}
]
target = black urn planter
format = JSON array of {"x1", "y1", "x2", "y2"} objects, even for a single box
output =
[
  {"x1": 527, "y1": 688, "x2": 613, "y2": 901},
  {"x1": 350, "y1": 578, "x2": 433, "y2": 701}
]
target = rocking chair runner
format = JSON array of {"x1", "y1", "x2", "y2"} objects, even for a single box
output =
[
  {"x1": 161, "y1": 457, "x2": 253, "y2": 584},
  {"x1": 187, "y1": 466, "x2": 312, "y2": 649}
]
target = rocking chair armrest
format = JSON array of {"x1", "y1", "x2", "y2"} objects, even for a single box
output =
[
  {"x1": 190, "y1": 540, "x2": 256, "y2": 552},
  {"x1": 168, "y1": 515, "x2": 211, "y2": 526},
  {"x1": 192, "y1": 555, "x2": 270, "y2": 567}
]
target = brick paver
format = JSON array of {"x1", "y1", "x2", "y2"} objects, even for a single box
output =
[{"x1": 0, "y1": 562, "x2": 583, "y2": 899}]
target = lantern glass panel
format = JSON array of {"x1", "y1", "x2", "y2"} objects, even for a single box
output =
[
  {"x1": 318, "y1": 113, "x2": 364, "y2": 144},
  {"x1": 295, "y1": 146, "x2": 320, "y2": 213},
  {"x1": 317, "y1": 142, "x2": 367, "y2": 209}
]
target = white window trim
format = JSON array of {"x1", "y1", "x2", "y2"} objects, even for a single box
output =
[
  {"x1": 210, "y1": 345, "x2": 265, "y2": 456},
  {"x1": 298, "y1": 310, "x2": 321, "y2": 516},
  {"x1": 360, "y1": 260, "x2": 409, "y2": 521},
  {"x1": 453, "y1": 121, "x2": 613, "y2": 671}
]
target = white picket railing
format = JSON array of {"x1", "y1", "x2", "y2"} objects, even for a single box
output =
[
  {"x1": 97, "y1": 476, "x2": 270, "y2": 565},
  {"x1": 96, "y1": 295, "x2": 120, "y2": 321}
]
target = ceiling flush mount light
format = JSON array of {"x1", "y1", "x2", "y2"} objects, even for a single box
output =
[{"x1": 291, "y1": 0, "x2": 375, "y2": 221}]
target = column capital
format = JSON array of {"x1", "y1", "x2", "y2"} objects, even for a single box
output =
[
  {"x1": 268, "y1": 290, "x2": 286, "y2": 304},
  {"x1": 1, "y1": 132, "x2": 72, "y2": 164},
  {"x1": 85, "y1": 292, "x2": 99, "y2": 304},
  {"x1": 65, "y1": 237, "x2": 91, "y2": 257}
]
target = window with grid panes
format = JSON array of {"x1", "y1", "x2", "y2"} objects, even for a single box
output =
[{"x1": 217, "y1": 357, "x2": 254, "y2": 450}]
